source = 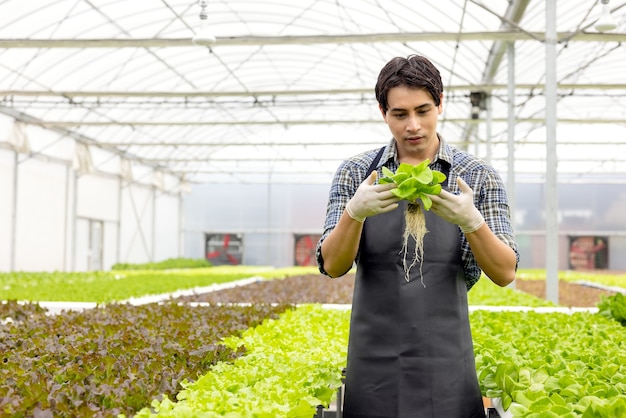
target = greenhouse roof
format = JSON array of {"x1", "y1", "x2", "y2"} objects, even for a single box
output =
[{"x1": 0, "y1": 0, "x2": 625, "y2": 185}]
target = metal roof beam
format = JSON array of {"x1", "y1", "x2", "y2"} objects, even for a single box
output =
[
  {"x1": 102, "y1": 140, "x2": 626, "y2": 147},
  {"x1": 174, "y1": 161, "x2": 626, "y2": 173},
  {"x1": 145, "y1": 155, "x2": 626, "y2": 163},
  {"x1": 38, "y1": 117, "x2": 626, "y2": 127},
  {"x1": 482, "y1": 0, "x2": 533, "y2": 82},
  {"x1": 0, "y1": 106, "x2": 181, "y2": 177},
  {"x1": 1, "y1": 31, "x2": 625, "y2": 49},
  {"x1": 3, "y1": 83, "x2": 626, "y2": 98}
]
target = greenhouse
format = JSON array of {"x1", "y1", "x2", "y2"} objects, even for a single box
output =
[{"x1": 1, "y1": 0, "x2": 626, "y2": 417}]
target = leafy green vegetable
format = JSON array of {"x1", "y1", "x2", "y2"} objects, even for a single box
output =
[
  {"x1": 467, "y1": 275, "x2": 557, "y2": 307},
  {"x1": 473, "y1": 310, "x2": 626, "y2": 416},
  {"x1": 598, "y1": 293, "x2": 626, "y2": 326},
  {"x1": 378, "y1": 161, "x2": 446, "y2": 210},
  {"x1": 378, "y1": 161, "x2": 447, "y2": 282},
  {"x1": 0, "y1": 266, "x2": 314, "y2": 303},
  {"x1": 111, "y1": 257, "x2": 213, "y2": 270},
  {"x1": 517, "y1": 269, "x2": 626, "y2": 291},
  {"x1": 136, "y1": 304, "x2": 350, "y2": 417}
]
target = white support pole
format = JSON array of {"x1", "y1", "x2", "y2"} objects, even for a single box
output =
[
  {"x1": 507, "y1": 42, "x2": 517, "y2": 289},
  {"x1": 267, "y1": 170, "x2": 272, "y2": 266},
  {"x1": 10, "y1": 151, "x2": 18, "y2": 271},
  {"x1": 152, "y1": 186, "x2": 157, "y2": 262},
  {"x1": 71, "y1": 170, "x2": 78, "y2": 271},
  {"x1": 507, "y1": 43, "x2": 516, "y2": 230},
  {"x1": 178, "y1": 191, "x2": 185, "y2": 258},
  {"x1": 545, "y1": 1, "x2": 559, "y2": 304},
  {"x1": 486, "y1": 94, "x2": 493, "y2": 164},
  {"x1": 63, "y1": 164, "x2": 71, "y2": 271},
  {"x1": 474, "y1": 126, "x2": 480, "y2": 157},
  {"x1": 117, "y1": 178, "x2": 123, "y2": 264}
]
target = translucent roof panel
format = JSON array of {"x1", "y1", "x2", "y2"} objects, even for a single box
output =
[{"x1": 0, "y1": 0, "x2": 625, "y2": 184}]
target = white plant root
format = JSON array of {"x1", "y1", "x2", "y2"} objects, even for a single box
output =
[{"x1": 401, "y1": 203, "x2": 428, "y2": 286}]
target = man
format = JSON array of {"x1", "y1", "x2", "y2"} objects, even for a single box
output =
[{"x1": 316, "y1": 55, "x2": 519, "y2": 418}]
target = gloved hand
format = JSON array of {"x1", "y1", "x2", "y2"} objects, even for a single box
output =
[
  {"x1": 345, "y1": 171, "x2": 400, "y2": 222},
  {"x1": 429, "y1": 177, "x2": 485, "y2": 234}
]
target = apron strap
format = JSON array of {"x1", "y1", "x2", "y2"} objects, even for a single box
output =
[{"x1": 366, "y1": 146, "x2": 385, "y2": 177}]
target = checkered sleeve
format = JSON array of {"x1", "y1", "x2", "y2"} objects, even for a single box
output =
[
  {"x1": 448, "y1": 152, "x2": 520, "y2": 289},
  {"x1": 315, "y1": 149, "x2": 380, "y2": 277}
]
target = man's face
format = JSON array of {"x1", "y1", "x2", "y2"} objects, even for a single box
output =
[{"x1": 380, "y1": 86, "x2": 443, "y2": 164}]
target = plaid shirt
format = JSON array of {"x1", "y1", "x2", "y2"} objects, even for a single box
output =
[{"x1": 316, "y1": 134, "x2": 519, "y2": 290}]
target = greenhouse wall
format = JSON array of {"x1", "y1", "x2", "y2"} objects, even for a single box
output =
[
  {"x1": 185, "y1": 181, "x2": 626, "y2": 271},
  {"x1": 184, "y1": 183, "x2": 327, "y2": 267},
  {"x1": 515, "y1": 182, "x2": 626, "y2": 271},
  {"x1": 0, "y1": 120, "x2": 184, "y2": 272}
]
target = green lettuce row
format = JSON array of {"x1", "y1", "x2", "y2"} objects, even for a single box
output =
[
  {"x1": 468, "y1": 276, "x2": 556, "y2": 307},
  {"x1": 135, "y1": 305, "x2": 350, "y2": 418},
  {"x1": 111, "y1": 258, "x2": 213, "y2": 270},
  {"x1": 0, "y1": 266, "x2": 298, "y2": 303},
  {"x1": 137, "y1": 306, "x2": 626, "y2": 417},
  {"x1": 473, "y1": 310, "x2": 626, "y2": 417},
  {"x1": 517, "y1": 270, "x2": 626, "y2": 290}
]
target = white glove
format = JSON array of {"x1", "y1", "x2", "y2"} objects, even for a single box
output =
[
  {"x1": 429, "y1": 177, "x2": 485, "y2": 234},
  {"x1": 345, "y1": 171, "x2": 400, "y2": 222}
]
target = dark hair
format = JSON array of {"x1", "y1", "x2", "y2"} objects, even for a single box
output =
[{"x1": 375, "y1": 54, "x2": 443, "y2": 113}]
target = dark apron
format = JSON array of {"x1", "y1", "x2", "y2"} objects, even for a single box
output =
[{"x1": 343, "y1": 185, "x2": 485, "y2": 417}]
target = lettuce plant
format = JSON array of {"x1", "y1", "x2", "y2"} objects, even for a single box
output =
[{"x1": 378, "y1": 160, "x2": 446, "y2": 283}]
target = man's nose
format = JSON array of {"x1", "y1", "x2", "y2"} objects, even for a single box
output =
[{"x1": 405, "y1": 115, "x2": 420, "y2": 131}]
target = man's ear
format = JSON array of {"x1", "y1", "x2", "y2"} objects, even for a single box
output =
[{"x1": 438, "y1": 93, "x2": 444, "y2": 114}]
